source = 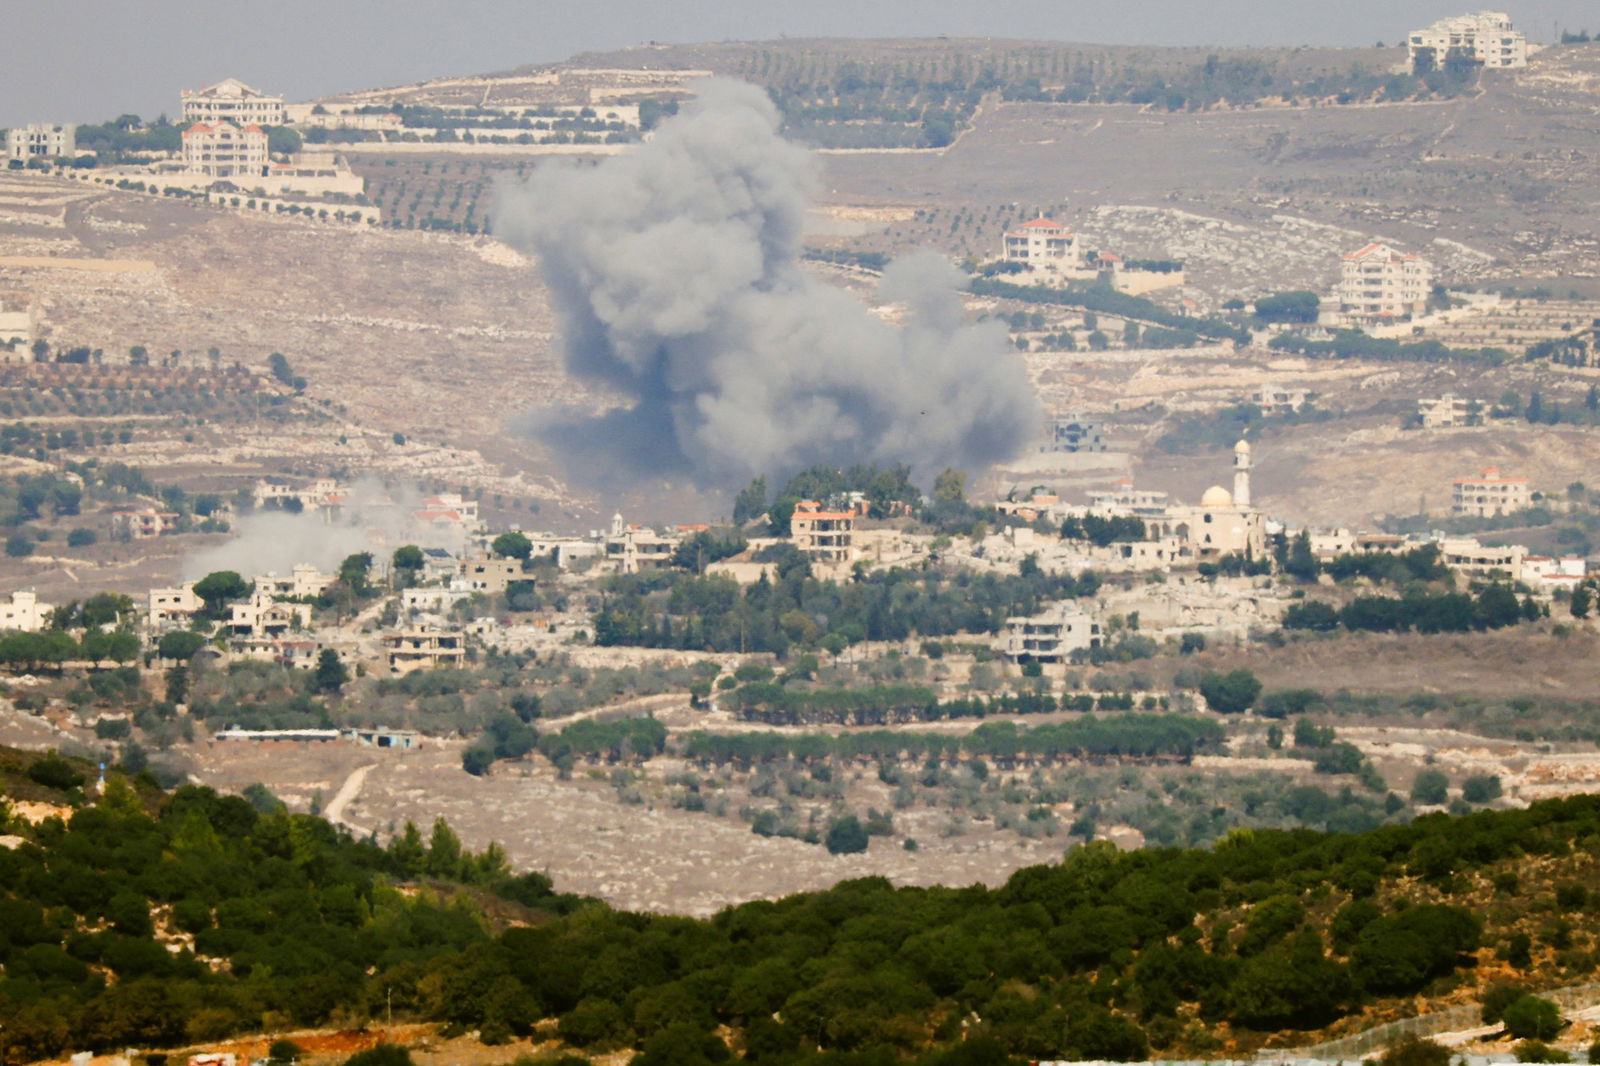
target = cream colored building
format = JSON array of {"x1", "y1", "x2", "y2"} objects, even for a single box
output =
[
  {"x1": 1087, "y1": 480, "x2": 1169, "y2": 517},
  {"x1": 253, "y1": 564, "x2": 335, "y2": 600},
  {"x1": 1452, "y1": 467, "x2": 1530, "y2": 517},
  {"x1": 242, "y1": 151, "x2": 365, "y2": 198},
  {"x1": 1338, "y1": 243, "x2": 1432, "y2": 320},
  {"x1": 1002, "y1": 216, "x2": 1084, "y2": 275},
  {"x1": 790, "y1": 500, "x2": 855, "y2": 565},
  {"x1": 603, "y1": 513, "x2": 676, "y2": 573},
  {"x1": 460, "y1": 555, "x2": 524, "y2": 594},
  {"x1": 998, "y1": 601, "x2": 1102, "y2": 663},
  {"x1": 0, "y1": 291, "x2": 39, "y2": 351},
  {"x1": 183, "y1": 120, "x2": 269, "y2": 180},
  {"x1": 111, "y1": 506, "x2": 180, "y2": 540},
  {"x1": 6, "y1": 124, "x2": 74, "y2": 163},
  {"x1": 147, "y1": 586, "x2": 201, "y2": 630},
  {"x1": 1409, "y1": 12, "x2": 1528, "y2": 71},
  {"x1": 1419, "y1": 393, "x2": 1479, "y2": 428},
  {"x1": 1438, "y1": 537, "x2": 1526, "y2": 582},
  {"x1": 384, "y1": 626, "x2": 466, "y2": 673},
  {"x1": 1139, "y1": 442, "x2": 1267, "y2": 560},
  {"x1": 181, "y1": 79, "x2": 286, "y2": 126},
  {"x1": 228, "y1": 592, "x2": 311, "y2": 638},
  {"x1": 0, "y1": 591, "x2": 53, "y2": 632}
]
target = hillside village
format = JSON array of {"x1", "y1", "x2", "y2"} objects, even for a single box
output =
[
  {"x1": 0, "y1": 29, "x2": 1598, "y2": 842},
  {"x1": 7, "y1": 12, "x2": 1600, "y2": 1066}
]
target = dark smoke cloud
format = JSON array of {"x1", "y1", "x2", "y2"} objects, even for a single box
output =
[{"x1": 493, "y1": 79, "x2": 1039, "y2": 489}]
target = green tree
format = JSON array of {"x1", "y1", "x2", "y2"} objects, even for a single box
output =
[
  {"x1": 1411, "y1": 769, "x2": 1450, "y2": 806},
  {"x1": 825, "y1": 814, "x2": 870, "y2": 855},
  {"x1": 1284, "y1": 530, "x2": 1319, "y2": 581},
  {"x1": 314, "y1": 649, "x2": 349, "y2": 693},
  {"x1": 1199, "y1": 668, "x2": 1262, "y2": 713},
  {"x1": 491, "y1": 531, "x2": 532, "y2": 560},
  {"x1": 268, "y1": 1039, "x2": 303, "y2": 1064},
  {"x1": 933, "y1": 467, "x2": 967, "y2": 506},
  {"x1": 732, "y1": 476, "x2": 769, "y2": 526},
  {"x1": 1502, "y1": 996, "x2": 1562, "y2": 1040},
  {"x1": 1570, "y1": 582, "x2": 1592, "y2": 619},
  {"x1": 157, "y1": 630, "x2": 207, "y2": 661},
  {"x1": 1254, "y1": 290, "x2": 1321, "y2": 323},
  {"x1": 193, "y1": 570, "x2": 249, "y2": 619},
  {"x1": 1463, "y1": 774, "x2": 1502, "y2": 803},
  {"x1": 391, "y1": 544, "x2": 425, "y2": 586},
  {"x1": 268, "y1": 352, "x2": 294, "y2": 386},
  {"x1": 338, "y1": 552, "x2": 375, "y2": 596},
  {"x1": 425, "y1": 817, "x2": 463, "y2": 878},
  {"x1": 266, "y1": 126, "x2": 302, "y2": 155}
]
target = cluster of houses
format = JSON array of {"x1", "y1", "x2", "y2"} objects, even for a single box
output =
[
  {"x1": 0, "y1": 439, "x2": 1588, "y2": 694},
  {"x1": 1002, "y1": 212, "x2": 1440, "y2": 328}
]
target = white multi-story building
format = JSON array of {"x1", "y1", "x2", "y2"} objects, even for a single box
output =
[
  {"x1": 1338, "y1": 243, "x2": 1433, "y2": 320},
  {"x1": 998, "y1": 601, "x2": 1102, "y2": 663},
  {"x1": 1438, "y1": 537, "x2": 1527, "y2": 581},
  {"x1": 147, "y1": 586, "x2": 201, "y2": 631},
  {"x1": 1409, "y1": 12, "x2": 1528, "y2": 71},
  {"x1": 1087, "y1": 479, "x2": 1170, "y2": 518},
  {"x1": 790, "y1": 500, "x2": 855, "y2": 565},
  {"x1": 1001, "y1": 216, "x2": 1084, "y2": 273},
  {"x1": 1418, "y1": 393, "x2": 1479, "y2": 428},
  {"x1": 1452, "y1": 468, "x2": 1531, "y2": 517},
  {"x1": 181, "y1": 79, "x2": 285, "y2": 127},
  {"x1": 5, "y1": 124, "x2": 75, "y2": 164},
  {"x1": 0, "y1": 291, "x2": 39, "y2": 352},
  {"x1": 0, "y1": 591, "x2": 53, "y2": 632},
  {"x1": 253, "y1": 564, "x2": 335, "y2": 600},
  {"x1": 228, "y1": 592, "x2": 311, "y2": 639},
  {"x1": 183, "y1": 120, "x2": 269, "y2": 180}
]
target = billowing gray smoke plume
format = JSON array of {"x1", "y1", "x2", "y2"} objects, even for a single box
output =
[{"x1": 493, "y1": 79, "x2": 1039, "y2": 488}]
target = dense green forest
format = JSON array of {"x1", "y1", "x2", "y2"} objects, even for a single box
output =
[{"x1": 3, "y1": 745, "x2": 1600, "y2": 1065}]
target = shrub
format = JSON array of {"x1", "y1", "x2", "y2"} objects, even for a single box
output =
[
  {"x1": 67, "y1": 527, "x2": 98, "y2": 547},
  {"x1": 1502, "y1": 995, "x2": 1562, "y2": 1040},
  {"x1": 343, "y1": 1046, "x2": 413, "y2": 1066},
  {"x1": 1198, "y1": 668, "x2": 1261, "y2": 713},
  {"x1": 825, "y1": 814, "x2": 869, "y2": 855},
  {"x1": 1411, "y1": 769, "x2": 1450, "y2": 805},
  {"x1": 1377, "y1": 1034, "x2": 1452, "y2": 1066},
  {"x1": 1483, "y1": 982, "x2": 1528, "y2": 1024},
  {"x1": 26, "y1": 752, "x2": 85, "y2": 791},
  {"x1": 1513, "y1": 1041, "x2": 1570, "y2": 1063},
  {"x1": 267, "y1": 1040, "x2": 303, "y2": 1064}
]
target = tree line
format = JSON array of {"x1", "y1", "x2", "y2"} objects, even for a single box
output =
[
  {"x1": 680, "y1": 714, "x2": 1222, "y2": 768},
  {"x1": 592, "y1": 564, "x2": 1101, "y2": 656},
  {"x1": 726, "y1": 683, "x2": 1142, "y2": 727}
]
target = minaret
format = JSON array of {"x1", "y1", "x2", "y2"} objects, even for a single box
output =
[{"x1": 1233, "y1": 439, "x2": 1252, "y2": 508}]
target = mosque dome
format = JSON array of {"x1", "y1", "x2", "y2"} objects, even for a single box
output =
[
  {"x1": 1235, "y1": 439, "x2": 1252, "y2": 453},
  {"x1": 1200, "y1": 485, "x2": 1234, "y2": 508}
]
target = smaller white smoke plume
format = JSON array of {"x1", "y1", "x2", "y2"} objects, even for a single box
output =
[
  {"x1": 493, "y1": 79, "x2": 1040, "y2": 489},
  {"x1": 182, "y1": 480, "x2": 457, "y2": 581}
]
